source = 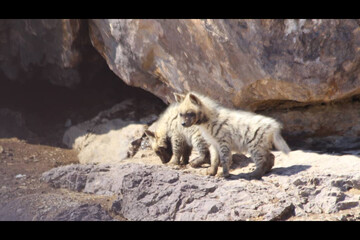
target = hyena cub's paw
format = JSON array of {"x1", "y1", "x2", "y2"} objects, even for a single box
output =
[
  {"x1": 248, "y1": 170, "x2": 264, "y2": 180},
  {"x1": 248, "y1": 153, "x2": 275, "y2": 179},
  {"x1": 206, "y1": 166, "x2": 218, "y2": 176},
  {"x1": 167, "y1": 161, "x2": 182, "y2": 170},
  {"x1": 167, "y1": 157, "x2": 180, "y2": 167},
  {"x1": 170, "y1": 165, "x2": 182, "y2": 170},
  {"x1": 264, "y1": 153, "x2": 275, "y2": 174},
  {"x1": 189, "y1": 156, "x2": 207, "y2": 168},
  {"x1": 217, "y1": 170, "x2": 231, "y2": 178}
]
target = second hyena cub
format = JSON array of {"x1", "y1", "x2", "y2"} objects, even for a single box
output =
[
  {"x1": 174, "y1": 92, "x2": 290, "y2": 179},
  {"x1": 145, "y1": 102, "x2": 220, "y2": 176}
]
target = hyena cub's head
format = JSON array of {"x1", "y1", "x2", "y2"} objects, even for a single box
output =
[
  {"x1": 144, "y1": 129, "x2": 173, "y2": 164},
  {"x1": 174, "y1": 92, "x2": 207, "y2": 128}
]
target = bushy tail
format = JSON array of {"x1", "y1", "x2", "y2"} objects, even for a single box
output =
[{"x1": 273, "y1": 130, "x2": 291, "y2": 154}]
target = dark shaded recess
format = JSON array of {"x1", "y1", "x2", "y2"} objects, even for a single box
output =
[{"x1": 0, "y1": 57, "x2": 166, "y2": 147}]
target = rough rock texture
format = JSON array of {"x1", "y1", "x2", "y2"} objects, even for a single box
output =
[
  {"x1": 4, "y1": 19, "x2": 360, "y2": 110},
  {"x1": 263, "y1": 99, "x2": 360, "y2": 138},
  {"x1": 0, "y1": 19, "x2": 104, "y2": 87},
  {"x1": 42, "y1": 162, "x2": 292, "y2": 220},
  {"x1": 0, "y1": 191, "x2": 114, "y2": 221},
  {"x1": 62, "y1": 99, "x2": 161, "y2": 164},
  {"x1": 89, "y1": 19, "x2": 360, "y2": 109},
  {"x1": 52, "y1": 203, "x2": 113, "y2": 221},
  {"x1": 41, "y1": 150, "x2": 360, "y2": 221},
  {"x1": 87, "y1": 19, "x2": 360, "y2": 138}
]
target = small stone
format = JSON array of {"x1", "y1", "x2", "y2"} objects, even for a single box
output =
[
  {"x1": 263, "y1": 203, "x2": 295, "y2": 221},
  {"x1": 15, "y1": 174, "x2": 26, "y2": 179},
  {"x1": 336, "y1": 200, "x2": 359, "y2": 211},
  {"x1": 293, "y1": 177, "x2": 307, "y2": 186}
]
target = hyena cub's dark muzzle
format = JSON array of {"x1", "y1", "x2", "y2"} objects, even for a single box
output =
[
  {"x1": 155, "y1": 139, "x2": 173, "y2": 164},
  {"x1": 179, "y1": 112, "x2": 196, "y2": 127}
]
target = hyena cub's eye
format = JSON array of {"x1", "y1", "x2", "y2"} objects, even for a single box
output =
[
  {"x1": 179, "y1": 113, "x2": 184, "y2": 117},
  {"x1": 186, "y1": 112, "x2": 195, "y2": 117},
  {"x1": 155, "y1": 147, "x2": 166, "y2": 155}
]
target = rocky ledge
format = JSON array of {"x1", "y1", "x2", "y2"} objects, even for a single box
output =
[{"x1": 41, "y1": 150, "x2": 360, "y2": 221}]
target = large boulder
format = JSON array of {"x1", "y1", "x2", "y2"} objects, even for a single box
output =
[{"x1": 89, "y1": 19, "x2": 360, "y2": 110}]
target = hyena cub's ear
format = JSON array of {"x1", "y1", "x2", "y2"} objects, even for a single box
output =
[
  {"x1": 174, "y1": 93, "x2": 185, "y2": 103},
  {"x1": 189, "y1": 93, "x2": 202, "y2": 106},
  {"x1": 144, "y1": 130, "x2": 155, "y2": 139}
]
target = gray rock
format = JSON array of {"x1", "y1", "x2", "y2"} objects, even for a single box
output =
[
  {"x1": 335, "y1": 201, "x2": 359, "y2": 211},
  {"x1": 41, "y1": 150, "x2": 360, "y2": 221},
  {"x1": 41, "y1": 163, "x2": 295, "y2": 221},
  {"x1": 53, "y1": 203, "x2": 113, "y2": 221},
  {"x1": 263, "y1": 203, "x2": 295, "y2": 221},
  {"x1": 41, "y1": 164, "x2": 94, "y2": 192}
]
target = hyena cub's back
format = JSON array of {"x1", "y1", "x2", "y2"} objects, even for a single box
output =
[
  {"x1": 175, "y1": 92, "x2": 290, "y2": 179},
  {"x1": 145, "y1": 102, "x2": 220, "y2": 176}
]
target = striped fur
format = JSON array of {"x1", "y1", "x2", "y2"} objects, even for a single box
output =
[
  {"x1": 145, "y1": 102, "x2": 220, "y2": 176},
  {"x1": 175, "y1": 92, "x2": 290, "y2": 179}
]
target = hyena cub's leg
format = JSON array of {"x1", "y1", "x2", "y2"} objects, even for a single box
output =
[
  {"x1": 181, "y1": 144, "x2": 192, "y2": 165},
  {"x1": 189, "y1": 141, "x2": 220, "y2": 176},
  {"x1": 218, "y1": 143, "x2": 231, "y2": 178},
  {"x1": 207, "y1": 145, "x2": 220, "y2": 176},
  {"x1": 189, "y1": 134, "x2": 210, "y2": 168},
  {"x1": 249, "y1": 149, "x2": 274, "y2": 179},
  {"x1": 168, "y1": 134, "x2": 186, "y2": 166}
]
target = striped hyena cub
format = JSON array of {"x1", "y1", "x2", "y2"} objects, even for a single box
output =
[
  {"x1": 174, "y1": 92, "x2": 290, "y2": 179},
  {"x1": 144, "y1": 103, "x2": 220, "y2": 176}
]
